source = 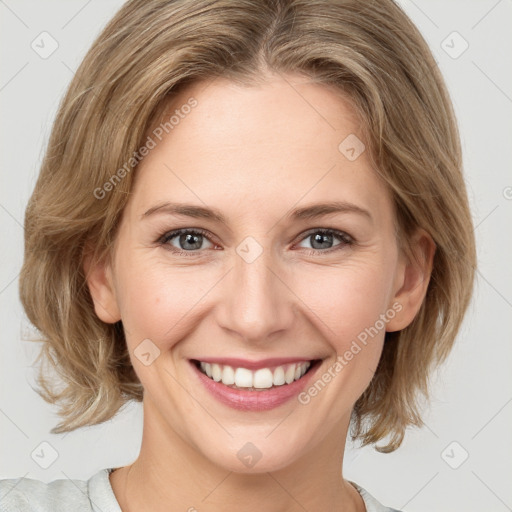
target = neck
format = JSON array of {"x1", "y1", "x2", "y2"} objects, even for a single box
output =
[{"x1": 110, "y1": 398, "x2": 365, "y2": 512}]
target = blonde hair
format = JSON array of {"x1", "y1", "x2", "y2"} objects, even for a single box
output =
[{"x1": 20, "y1": 0, "x2": 476, "y2": 452}]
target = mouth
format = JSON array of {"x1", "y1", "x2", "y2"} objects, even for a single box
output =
[
  {"x1": 188, "y1": 357, "x2": 323, "y2": 411},
  {"x1": 191, "y1": 358, "x2": 320, "y2": 391}
]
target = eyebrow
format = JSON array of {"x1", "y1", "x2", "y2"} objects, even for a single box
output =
[{"x1": 141, "y1": 200, "x2": 373, "y2": 224}]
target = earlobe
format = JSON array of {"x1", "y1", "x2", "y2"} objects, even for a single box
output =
[
  {"x1": 82, "y1": 248, "x2": 121, "y2": 324},
  {"x1": 386, "y1": 228, "x2": 436, "y2": 333}
]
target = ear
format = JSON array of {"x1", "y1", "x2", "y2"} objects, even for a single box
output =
[
  {"x1": 386, "y1": 228, "x2": 436, "y2": 332},
  {"x1": 82, "y1": 246, "x2": 121, "y2": 324}
]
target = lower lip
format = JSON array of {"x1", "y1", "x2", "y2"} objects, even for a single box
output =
[{"x1": 189, "y1": 359, "x2": 322, "y2": 411}]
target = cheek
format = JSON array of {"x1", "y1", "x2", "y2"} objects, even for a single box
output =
[
  {"x1": 114, "y1": 258, "x2": 208, "y2": 348},
  {"x1": 291, "y1": 264, "x2": 395, "y2": 423},
  {"x1": 294, "y1": 262, "x2": 394, "y2": 359}
]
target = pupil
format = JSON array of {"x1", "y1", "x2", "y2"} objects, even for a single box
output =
[
  {"x1": 312, "y1": 232, "x2": 332, "y2": 249},
  {"x1": 181, "y1": 233, "x2": 202, "y2": 250}
]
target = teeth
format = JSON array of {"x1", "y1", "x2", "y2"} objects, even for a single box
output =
[
  {"x1": 285, "y1": 364, "x2": 296, "y2": 384},
  {"x1": 201, "y1": 361, "x2": 212, "y2": 378},
  {"x1": 273, "y1": 366, "x2": 285, "y2": 386},
  {"x1": 212, "y1": 364, "x2": 222, "y2": 382},
  {"x1": 234, "y1": 367, "x2": 253, "y2": 387},
  {"x1": 253, "y1": 368, "x2": 273, "y2": 389},
  {"x1": 198, "y1": 361, "x2": 312, "y2": 389},
  {"x1": 221, "y1": 365, "x2": 235, "y2": 385}
]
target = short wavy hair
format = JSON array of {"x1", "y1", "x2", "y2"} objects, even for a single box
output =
[{"x1": 19, "y1": 0, "x2": 476, "y2": 452}]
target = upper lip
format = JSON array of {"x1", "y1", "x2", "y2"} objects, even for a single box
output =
[{"x1": 191, "y1": 357, "x2": 320, "y2": 370}]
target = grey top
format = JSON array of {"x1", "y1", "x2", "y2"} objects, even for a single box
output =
[{"x1": 0, "y1": 468, "x2": 403, "y2": 511}]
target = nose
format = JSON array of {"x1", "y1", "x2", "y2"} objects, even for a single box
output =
[{"x1": 216, "y1": 241, "x2": 296, "y2": 344}]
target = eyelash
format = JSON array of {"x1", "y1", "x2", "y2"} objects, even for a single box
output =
[{"x1": 156, "y1": 227, "x2": 355, "y2": 257}]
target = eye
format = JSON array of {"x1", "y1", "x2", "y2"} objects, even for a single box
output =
[
  {"x1": 295, "y1": 228, "x2": 354, "y2": 254},
  {"x1": 157, "y1": 227, "x2": 354, "y2": 257},
  {"x1": 158, "y1": 228, "x2": 216, "y2": 256}
]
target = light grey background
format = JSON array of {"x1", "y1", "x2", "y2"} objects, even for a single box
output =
[{"x1": 1, "y1": 1, "x2": 511, "y2": 511}]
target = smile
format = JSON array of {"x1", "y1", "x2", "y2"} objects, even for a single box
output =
[
  {"x1": 189, "y1": 358, "x2": 322, "y2": 411},
  {"x1": 195, "y1": 360, "x2": 313, "y2": 390}
]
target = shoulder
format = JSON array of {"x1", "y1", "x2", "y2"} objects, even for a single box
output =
[
  {"x1": 0, "y1": 474, "x2": 89, "y2": 512},
  {"x1": 350, "y1": 481, "x2": 405, "y2": 512},
  {"x1": 0, "y1": 468, "x2": 120, "y2": 512}
]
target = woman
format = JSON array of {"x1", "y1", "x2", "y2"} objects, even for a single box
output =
[{"x1": 0, "y1": 0, "x2": 475, "y2": 510}]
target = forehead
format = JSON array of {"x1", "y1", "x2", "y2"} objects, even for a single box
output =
[{"x1": 127, "y1": 74, "x2": 393, "y2": 226}]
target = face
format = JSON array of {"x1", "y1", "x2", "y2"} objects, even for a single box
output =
[{"x1": 87, "y1": 73, "x2": 429, "y2": 474}]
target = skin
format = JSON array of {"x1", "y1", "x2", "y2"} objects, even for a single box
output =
[{"x1": 85, "y1": 72, "x2": 435, "y2": 512}]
